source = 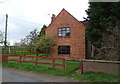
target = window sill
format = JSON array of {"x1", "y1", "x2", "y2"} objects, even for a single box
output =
[
  {"x1": 58, "y1": 36, "x2": 70, "y2": 38},
  {"x1": 58, "y1": 54, "x2": 70, "y2": 56}
]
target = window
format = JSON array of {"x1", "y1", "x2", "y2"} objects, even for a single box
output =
[
  {"x1": 58, "y1": 27, "x2": 70, "y2": 37},
  {"x1": 58, "y1": 46, "x2": 70, "y2": 54}
]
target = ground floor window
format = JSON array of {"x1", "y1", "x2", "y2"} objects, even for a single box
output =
[{"x1": 58, "y1": 46, "x2": 70, "y2": 54}]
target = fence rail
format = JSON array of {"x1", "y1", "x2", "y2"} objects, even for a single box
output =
[{"x1": 2, "y1": 54, "x2": 66, "y2": 71}]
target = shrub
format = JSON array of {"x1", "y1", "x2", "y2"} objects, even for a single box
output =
[{"x1": 36, "y1": 35, "x2": 56, "y2": 56}]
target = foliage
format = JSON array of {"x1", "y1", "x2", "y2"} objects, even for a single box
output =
[
  {"x1": 36, "y1": 35, "x2": 56, "y2": 56},
  {"x1": 85, "y1": 2, "x2": 120, "y2": 60},
  {"x1": 36, "y1": 25, "x2": 54, "y2": 55},
  {"x1": 37, "y1": 25, "x2": 47, "y2": 39}
]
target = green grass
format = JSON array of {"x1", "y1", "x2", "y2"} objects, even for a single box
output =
[
  {"x1": 3, "y1": 50, "x2": 37, "y2": 55},
  {"x1": 7, "y1": 53, "x2": 45, "y2": 60},
  {"x1": 2, "y1": 61, "x2": 77, "y2": 76},
  {"x1": 2, "y1": 51, "x2": 119, "y2": 82},
  {"x1": 2, "y1": 60, "x2": 119, "y2": 82},
  {"x1": 71, "y1": 72, "x2": 120, "y2": 82},
  {"x1": 7, "y1": 55, "x2": 80, "y2": 73}
]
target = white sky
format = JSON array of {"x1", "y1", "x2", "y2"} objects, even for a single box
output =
[{"x1": 0, "y1": 0, "x2": 89, "y2": 45}]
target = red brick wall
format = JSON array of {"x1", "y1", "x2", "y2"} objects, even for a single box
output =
[
  {"x1": 82, "y1": 59, "x2": 120, "y2": 75},
  {"x1": 45, "y1": 9, "x2": 85, "y2": 59}
]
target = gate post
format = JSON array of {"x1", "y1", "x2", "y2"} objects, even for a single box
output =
[
  {"x1": 80, "y1": 58, "x2": 83, "y2": 74},
  {"x1": 62, "y1": 58, "x2": 66, "y2": 72},
  {"x1": 19, "y1": 55, "x2": 22, "y2": 64}
]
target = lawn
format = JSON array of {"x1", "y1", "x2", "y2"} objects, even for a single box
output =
[
  {"x1": 72, "y1": 72, "x2": 120, "y2": 82},
  {"x1": 3, "y1": 49, "x2": 37, "y2": 55},
  {"x1": 7, "y1": 53, "x2": 45, "y2": 59}
]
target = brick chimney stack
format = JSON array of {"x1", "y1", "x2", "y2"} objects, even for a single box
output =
[{"x1": 51, "y1": 14, "x2": 56, "y2": 22}]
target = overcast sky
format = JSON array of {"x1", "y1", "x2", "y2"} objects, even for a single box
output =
[{"x1": 0, "y1": 0, "x2": 89, "y2": 45}]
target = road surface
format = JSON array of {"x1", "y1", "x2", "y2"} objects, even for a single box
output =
[{"x1": 2, "y1": 68, "x2": 77, "y2": 82}]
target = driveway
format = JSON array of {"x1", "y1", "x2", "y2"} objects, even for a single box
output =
[{"x1": 2, "y1": 68, "x2": 77, "y2": 82}]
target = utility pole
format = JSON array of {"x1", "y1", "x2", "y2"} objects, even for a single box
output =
[{"x1": 4, "y1": 14, "x2": 8, "y2": 54}]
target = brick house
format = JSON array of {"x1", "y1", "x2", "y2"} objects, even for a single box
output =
[{"x1": 45, "y1": 9, "x2": 86, "y2": 59}]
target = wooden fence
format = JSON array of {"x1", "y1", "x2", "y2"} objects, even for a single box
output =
[{"x1": 2, "y1": 54, "x2": 66, "y2": 71}]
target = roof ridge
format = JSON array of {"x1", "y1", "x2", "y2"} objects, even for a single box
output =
[{"x1": 47, "y1": 8, "x2": 82, "y2": 28}]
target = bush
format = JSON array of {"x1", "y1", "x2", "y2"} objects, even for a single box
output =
[{"x1": 36, "y1": 35, "x2": 56, "y2": 56}]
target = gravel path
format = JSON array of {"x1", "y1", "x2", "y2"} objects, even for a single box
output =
[{"x1": 2, "y1": 67, "x2": 77, "y2": 82}]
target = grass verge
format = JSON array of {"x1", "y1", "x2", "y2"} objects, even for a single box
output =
[{"x1": 2, "y1": 61, "x2": 119, "y2": 82}]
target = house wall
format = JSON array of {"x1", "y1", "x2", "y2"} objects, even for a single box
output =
[{"x1": 45, "y1": 9, "x2": 85, "y2": 59}]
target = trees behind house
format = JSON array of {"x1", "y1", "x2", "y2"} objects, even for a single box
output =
[
  {"x1": 37, "y1": 25, "x2": 47, "y2": 39},
  {"x1": 20, "y1": 29, "x2": 39, "y2": 51},
  {"x1": 18, "y1": 25, "x2": 56, "y2": 55},
  {"x1": 35, "y1": 25, "x2": 56, "y2": 56},
  {"x1": 86, "y1": 3, "x2": 120, "y2": 60}
]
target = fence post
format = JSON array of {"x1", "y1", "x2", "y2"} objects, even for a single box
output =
[
  {"x1": 80, "y1": 59, "x2": 83, "y2": 74},
  {"x1": 62, "y1": 58, "x2": 66, "y2": 72},
  {"x1": 15, "y1": 50, "x2": 16, "y2": 55},
  {"x1": 36, "y1": 53, "x2": 38, "y2": 65},
  {"x1": 23, "y1": 54, "x2": 25, "y2": 60},
  {"x1": 19, "y1": 55, "x2": 22, "y2": 64},
  {"x1": 52, "y1": 58, "x2": 55, "y2": 69},
  {"x1": 22, "y1": 50, "x2": 23, "y2": 54},
  {"x1": 2, "y1": 55, "x2": 8, "y2": 63}
]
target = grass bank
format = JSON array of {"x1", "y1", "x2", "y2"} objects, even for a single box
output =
[{"x1": 2, "y1": 61, "x2": 119, "y2": 82}]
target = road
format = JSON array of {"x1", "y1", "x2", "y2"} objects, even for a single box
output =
[{"x1": 2, "y1": 68, "x2": 77, "y2": 82}]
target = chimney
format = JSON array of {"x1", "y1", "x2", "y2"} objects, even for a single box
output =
[{"x1": 51, "y1": 14, "x2": 56, "y2": 22}]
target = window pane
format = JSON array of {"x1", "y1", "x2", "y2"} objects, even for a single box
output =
[
  {"x1": 62, "y1": 28, "x2": 65, "y2": 30},
  {"x1": 66, "y1": 30, "x2": 70, "y2": 32},
  {"x1": 58, "y1": 31, "x2": 61, "y2": 34},
  {"x1": 62, "y1": 31, "x2": 66, "y2": 34},
  {"x1": 58, "y1": 28, "x2": 61, "y2": 30},
  {"x1": 58, "y1": 46, "x2": 70, "y2": 54},
  {"x1": 58, "y1": 34, "x2": 62, "y2": 36},
  {"x1": 66, "y1": 28, "x2": 70, "y2": 30},
  {"x1": 62, "y1": 33, "x2": 66, "y2": 36},
  {"x1": 66, "y1": 31, "x2": 70, "y2": 36},
  {"x1": 58, "y1": 28, "x2": 61, "y2": 31},
  {"x1": 58, "y1": 27, "x2": 70, "y2": 37}
]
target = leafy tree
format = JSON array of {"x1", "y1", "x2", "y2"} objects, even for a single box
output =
[
  {"x1": 85, "y1": 2, "x2": 120, "y2": 60},
  {"x1": 37, "y1": 25, "x2": 47, "y2": 39},
  {"x1": 36, "y1": 35, "x2": 56, "y2": 56}
]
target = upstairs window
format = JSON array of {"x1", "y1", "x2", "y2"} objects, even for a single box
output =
[
  {"x1": 58, "y1": 27, "x2": 70, "y2": 37},
  {"x1": 58, "y1": 46, "x2": 70, "y2": 54}
]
